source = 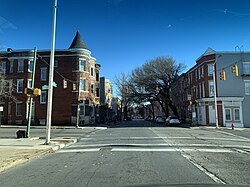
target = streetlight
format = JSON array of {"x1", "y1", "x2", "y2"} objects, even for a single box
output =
[{"x1": 45, "y1": 0, "x2": 58, "y2": 144}]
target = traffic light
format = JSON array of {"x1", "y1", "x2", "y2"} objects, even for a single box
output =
[
  {"x1": 63, "y1": 80, "x2": 67, "y2": 89},
  {"x1": 232, "y1": 65, "x2": 239, "y2": 76},
  {"x1": 220, "y1": 70, "x2": 226, "y2": 80},
  {"x1": 24, "y1": 88, "x2": 33, "y2": 96},
  {"x1": 33, "y1": 88, "x2": 41, "y2": 96}
]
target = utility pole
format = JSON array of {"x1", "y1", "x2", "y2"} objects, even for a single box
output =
[
  {"x1": 26, "y1": 47, "x2": 37, "y2": 138},
  {"x1": 213, "y1": 63, "x2": 219, "y2": 129},
  {"x1": 45, "y1": 0, "x2": 57, "y2": 144}
]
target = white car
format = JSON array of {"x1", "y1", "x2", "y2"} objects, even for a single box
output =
[{"x1": 165, "y1": 116, "x2": 180, "y2": 126}]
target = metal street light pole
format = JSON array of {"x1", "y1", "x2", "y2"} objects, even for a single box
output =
[
  {"x1": 45, "y1": 0, "x2": 58, "y2": 144},
  {"x1": 213, "y1": 62, "x2": 219, "y2": 129}
]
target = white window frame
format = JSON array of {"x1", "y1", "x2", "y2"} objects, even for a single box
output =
[
  {"x1": 80, "y1": 79, "x2": 86, "y2": 91},
  {"x1": 17, "y1": 79, "x2": 24, "y2": 93},
  {"x1": 225, "y1": 108, "x2": 232, "y2": 121},
  {"x1": 27, "y1": 79, "x2": 32, "y2": 88},
  {"x1": 208, "y1": 80, "x2": 214, "y2": 97},
  {"x1": 202, "y1": 82, "x2": 205, "y2": 98},
  {"x1": 40, "y1": 91, "x2": 46, "y2": 104},
  {"x1": 16, "y1": 102, "x2": 23, "y2": 116},
  {"x1": 234, "y1": 108, "x2": 240, "y2": 121},
  {"x1": 10, "y1": 61, "x2": 14, "y2": 73},
  {"x1": 79, "y1": 60, "x2": 86, "y2": 72},
  {"x1": 41, "y1": 67, "x2": 47, "y2": 81},
  {"x1": 208, "y1": 64, "x2": 213, "y2": 76},
  {"x1": 1, "y1": 61, "x2": 6, "y2": 74},
  {"x1": 18, "y1": 61, "x2": 24, "y2": 72},
  {"x1": 242, "y1": 62, "x2": 250, "y2": 75},
  {"x1": 28, "y1": 60, "x2": 34, "y2": 72},
  {"x1": 244, "y1": 80, "x2": 250, "y2": 95},
  {"x1": 8, "y1": 79, "x2": 13, "y2": 93}
]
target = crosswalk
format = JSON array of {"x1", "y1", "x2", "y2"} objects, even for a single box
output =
[{"x1": 56, "y1": 136, "x2": 250, "y2": 154}]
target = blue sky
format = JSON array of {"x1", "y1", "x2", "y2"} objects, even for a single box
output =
[{"x1": 1, "y1": 0, "x2": 250, "y2": 94}]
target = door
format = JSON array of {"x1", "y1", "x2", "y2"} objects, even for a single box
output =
[{"x1": 209, "y1": 105, "x2": 216, "y2": 124}]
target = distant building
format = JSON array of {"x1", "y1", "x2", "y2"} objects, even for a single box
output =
[
  {"x1": 0, "y1": 31, "x2": 101, "y2": 125},
  {"x1": 99, "y1": 77, "x2": 113, "y2": 122},
  {"x1": 177, "y1": 48, "x2": 250, "y2": 127}
]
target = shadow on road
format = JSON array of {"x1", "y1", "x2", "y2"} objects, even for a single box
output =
[{"x1": 83, "y1": 119, "x2": 190, "y2": 129}]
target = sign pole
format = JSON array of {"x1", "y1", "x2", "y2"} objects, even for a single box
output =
[{"x1": 26, "y1": 48, "x2": 37, "y2": 138}]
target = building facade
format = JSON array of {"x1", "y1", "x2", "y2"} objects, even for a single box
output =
[
  {"x1": 179, "y1": 48, "x2": 250, "y2": 127},
  {"x1": 0, "y1": 31, "x2": 101, "y2": 125}
]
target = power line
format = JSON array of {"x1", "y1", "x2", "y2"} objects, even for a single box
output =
[{"x1": 37, "y1": 54, "x2": 79, "y2": 83}]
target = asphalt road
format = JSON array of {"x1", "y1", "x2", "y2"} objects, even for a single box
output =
[{"x1": 0, "y1": 120, "x2": 250, "y2": 187}]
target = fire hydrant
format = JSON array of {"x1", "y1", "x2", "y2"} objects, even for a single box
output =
[{"x1": 231, "y1": 123, "x2": 234, "y2": 130}]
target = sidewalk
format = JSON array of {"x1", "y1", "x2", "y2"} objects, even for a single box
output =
[{"x1": 0, "y1": 136, "x2": 77, "y2": 173}]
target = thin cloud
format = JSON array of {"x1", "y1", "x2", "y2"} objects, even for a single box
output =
[
  {"x1": 208, "y1": 9, "x2": 250, "y2": 17},
  {"x1": 0, "y1": 16, "x2": 17, "y2": 33}
]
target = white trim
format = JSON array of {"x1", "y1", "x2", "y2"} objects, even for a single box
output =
[
  {"x1": 8, "y1": 57, "x2": 34, "y2": 60},
  {"x1": 40, "y1": 91, "x2": 46, "y2": 104},
  {"x1": 16, "y1": 79, "x2": 24, "y2": 93},
  {"x1": 40, "y1": 67, "x2": 47, "y2": 81},
  {"x1": 198, "y1": 97, "x2": 244, "y2": 102}
]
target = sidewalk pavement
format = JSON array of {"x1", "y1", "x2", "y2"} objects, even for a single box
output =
[{"x1": 0, "y1": 136, "x2": 77, "y2": 173}]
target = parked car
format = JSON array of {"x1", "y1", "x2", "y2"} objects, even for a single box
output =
[
  {"x1": 155, "y1": 116, "x2": 165, "y2": 124},
  {"x1": 165, "y1": 116, "x2": 180, "y2": 126},
  {"x1": 145, "y1": 115, "x2": 152, "y2": 121}
]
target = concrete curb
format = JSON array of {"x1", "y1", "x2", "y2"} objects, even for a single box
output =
[{"x1": 0, "y1": 137, "x2": 77, "y2": 173}]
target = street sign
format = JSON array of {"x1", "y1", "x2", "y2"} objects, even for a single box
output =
[
  {"x1": 42, "y1": 82, "x2": 57, "y2": 90},
  {"x1": 42, "y1": 85, "x2": 49, "y2": 90},
  {"x1": 52, "y1": 82, "x2": 57, "y2": 87},
  {"x1": 187, "y1": 94, "x2": 191, "y2": 100},
  {"x1": 0, "y1": 106, "x2": 3, "y2": 111}
]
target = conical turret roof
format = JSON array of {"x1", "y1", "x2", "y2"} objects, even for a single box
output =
[{"x1": 69, "y1": 31, "x2": 88, "y2": 49}]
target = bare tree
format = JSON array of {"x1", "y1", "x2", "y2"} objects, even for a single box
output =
[{"x1": 130, "y1": 56, "x2": 186, "y2": 117}]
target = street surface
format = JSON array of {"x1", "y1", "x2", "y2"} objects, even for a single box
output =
[{"x1": 0, "y1": 120, "x2": 250, "y2": 187}]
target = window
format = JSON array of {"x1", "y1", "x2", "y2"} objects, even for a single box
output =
[
  {"x1": 28, "y1": 61, "x2": 34, "y2": 72},
  {"x1": 41, "y1": 68, "x2": 47, "y2": 81},
  {"x1": 245, "y1": 81, "x2": 250, "y2": 95},
  {"x1": 54, "y1": 60, "x2": 58, "y2": 68},
  {"x1": 225, "y1": 109, "x2": 231, "y2": 121},
  {"x1": 16, "y1": 102, "x2": 23, "y2": 116},
  {"x1": 96, "y1": 88, "x2": 100, "y2": 97},
  {"x1": 8, "y1": 80, "x2": 13, "y2": 93},
  {"x1": 40, "y1": 91, "x2": 46, "y2": 104},
  {"x1": 208, "y1": 64, "x2": 213, "y2": 76},
  {"x1": 198, "y1": 68, "x2": 200, "y2": 79},
  {"x1": 1, "y1": 61, "x2": 6, "y2": 74},
  {"x1": 242, "y1": 62, "x2": 250, "y2": 75},
  {"x1": 8, "y1": 102, "x2": 11, "y2": 116},
  {"x1": 202, "y1": 82, "x2": 205, "y2": 98},
  {"x1": 96, "y1": 70, "x2": 99, "y2": 81},
  {"x1": 79, "y1": 103, "x2": 85, "y2": 115},
  {"x1": 27, "y1": 79, "x2": 32, "y2": 88},
  {"x1": 10, "y1": 61, "x2": 14, "y2": 73},
  {"x1": 234, "y1": 108, "x2": 240, "y2": 121},
  {"x1": 201, "y1": 65, "x2": 204, "y2": 77},
  {"x1": 80, "y1": 79, "x2": 85, "y2": 91},
  {"x1": 18, "y1": 61, "x2": 24, "y2": 72},
  {"x1": 79, "y1": 60, "x2": 86, "y2": 71},
  {"x1": 91, "y1": 84, "x2": 94, "y2": 94},
  {"x1": 208, "y1": 80, "x2": 214, "y2": 97},
  {"x1": 91, "y1": 67, "x2": 94, "y2": 76},
  {"x1": 17, "y1": 79, "x2": 23, "y2": 93}
]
